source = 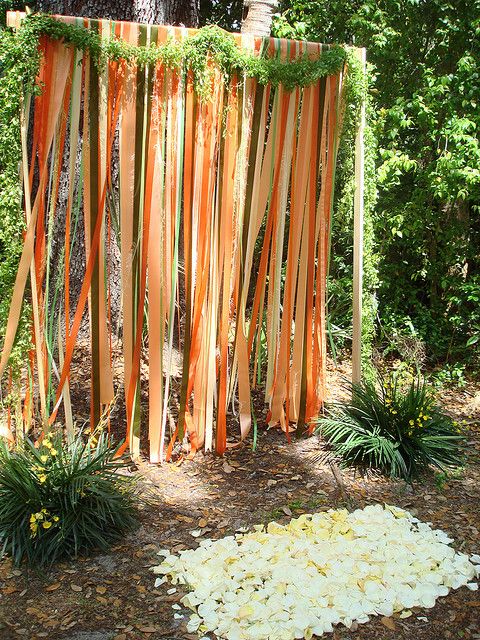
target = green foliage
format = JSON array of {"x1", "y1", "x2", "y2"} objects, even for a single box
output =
[
  {"x1": 200, "y1": 0, "x2": 243, "y2": 30},
  {"x1": 434, "y1": 465, "x2": 464, "y2": 491},
  {"x1": 12, "y1": 14, "x2": 349, "y2": 93},
  {"x1": 431, "y1": 362, "x2": 467, "y2": 389},
  {"x1": 0, "y1": 20, "x2": 40, "y2": 380},
  {"x1": 316, "y1": 372, "x2": 465, "y2": 480},
  {"x1": 274, "y1": 0, "x2": 480, "y2": 366},
  {"x1": 0, "y1": 431, "x2": 139, "y2": 567}
]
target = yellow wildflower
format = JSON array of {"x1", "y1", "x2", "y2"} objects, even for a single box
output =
[
  {"x1": 42, "y1": 521, "x2": 52, "y2": 530},
  {"x1": 409, "y1": 420, "x2": 414, "y2": 426},
  {"x1": 50, "y1": 448, "x2": 58, "y2": 456},
  {"x1": 40, "y1": 455, "x2": 48, "y2": 463},
  {"x1": 38, "y1": 474, "x2": 47, "y2": 483}
]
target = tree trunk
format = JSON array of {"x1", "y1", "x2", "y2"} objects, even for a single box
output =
[
  {"x1": 35, "y1": 0, "x2": 200, "y2": 26},
  {"x1": 33, "y1": 0, "x2": 199, "y2": 345},
  {"x1": 241, "y1": 0, "x2": 276, "y2": 36}
]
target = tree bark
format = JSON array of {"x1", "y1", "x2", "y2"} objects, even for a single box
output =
[
  {"x1": 35, "y1": 0, "x2": 199, "y2": 26},
  {"x1": 241, "y1": 0, "x2": 276, "y2": 36}
]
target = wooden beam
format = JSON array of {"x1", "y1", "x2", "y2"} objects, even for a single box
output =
[
  {"x1": 6, "y1": 11, "x2": 26, "y2": 28},
  {"x1": 352, "y1": 47, "x2": 366, "y2": 385}
]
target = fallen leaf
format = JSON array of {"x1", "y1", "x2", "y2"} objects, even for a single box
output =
[
  {"x1": 70, "y1": 583, "x2": 82, "y2": 592},
  {"x1": 380, "y1": 616, "x2": 396, "y2": 630},
  {"x1": 45, "y1": 583, "x2": 61, "y2": 592},
  {"x1": 223, "y1": 462, "x2": 235, "y2": 474},
  {"x1": 136, "y1": 625, "x2": 158, "y2": 633},
  {"x1": 198, "y1": 518, "x2": 208, "y2": 528},
  {"x1": 467, "y1": 600, "x2": 480, "y2": 607},
  {"x1": 2, "y1": 585, "x2": 18, "y2": 594},
  {"x1": 96, "y1": 586, "x2": 107, "y2": 594},
  {"x1": 216, "y1": 519, "x2": 230, "y2": 529},
  {"x1": 281, "y1": 506, "x2": 293, "y2": 516}
]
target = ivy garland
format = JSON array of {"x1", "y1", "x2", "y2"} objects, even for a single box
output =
[
  {"x1": 0, "y1": 13, "x2": 366, "y2": 378},
  {"x1": 15, "y1": 14, "x2": 351, "y2": 90}
]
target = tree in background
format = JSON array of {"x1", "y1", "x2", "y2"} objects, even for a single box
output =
[
  {"x1": 241, "y1": 0, "x2": 277, "y2": 35},
  {"x1": 33, "y1": 0, "x2": 199, "y2": 24},
  {"x1": 275, "y1": 0, "x2": 480, "y2": 369}
]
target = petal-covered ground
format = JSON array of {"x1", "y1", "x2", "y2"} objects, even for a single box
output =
[{"x1": 155, "y1": 505, "x2": 479, "y2": 640}]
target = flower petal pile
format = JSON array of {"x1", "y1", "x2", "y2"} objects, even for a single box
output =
[{"x1": 154, "y1": 504, "x2": 479, "y2": 640}]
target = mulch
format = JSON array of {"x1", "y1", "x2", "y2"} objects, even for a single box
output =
[{"x1": 0, "y1": 362, "x2": 479, "y2": 640}]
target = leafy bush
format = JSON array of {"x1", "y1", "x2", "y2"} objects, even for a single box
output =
[
  {"x1": 0, "y1": 431, "x2": 139, "y2": 566},
  {"x1": 274, "y1": 0, "x2": 480, "y2": 367},
  {"x1": 316, "y1": 373, "x2": 465, "y2": 480}
]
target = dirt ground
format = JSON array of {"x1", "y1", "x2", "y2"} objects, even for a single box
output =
[{"x1": 1, "y1": 362, "x2": 479, "y2": 640}]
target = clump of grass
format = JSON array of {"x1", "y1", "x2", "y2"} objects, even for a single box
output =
[
  {"x1": 0, "y1": 431, "x2": 140, "y2": 567},
  {"x1": 316, "y1": 373, "x2": 465, "y2": 481}
]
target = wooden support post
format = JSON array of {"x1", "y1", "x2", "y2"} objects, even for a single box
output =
[
  {"x1": 352, "y1": 47, "x2": 366, "y2": 385},
  {"x1": 6, "y1": 11, "x2": 26, "y2": 28}
]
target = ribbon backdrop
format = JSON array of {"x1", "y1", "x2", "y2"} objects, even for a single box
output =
[{"x1": 1, "y1": 16, "x2": 346, "y2": 461}]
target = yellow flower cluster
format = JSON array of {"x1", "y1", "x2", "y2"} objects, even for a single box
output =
[
  {"x1": 42, "y1": 437, "x2": 58, "y2": 457},
  {"x1": 384, "y1": 381, "x2": 398, "y2": 415},
  {"x1": 32, "y1": 463, "x2": 47, "y2": 483},
  {"x1": 407, "y1": 406, "x2": 431, "y2": 436},
  {"x1": 29, "y1": 508, "x2": 59, "y2": 537},
  {"x1": 452, "y1": 420, "x2": 466, "y2": 434},
  {"x1": 32, "y1": 437, "x2": 60, "y2": 484}
]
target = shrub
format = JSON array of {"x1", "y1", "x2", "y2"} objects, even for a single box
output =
[
  {"x1": 0, "y1": 431, "x2": 139, "y2": 566},
  {"x1": 316, "y1": 373, "x2": 465, "y2": 481}
]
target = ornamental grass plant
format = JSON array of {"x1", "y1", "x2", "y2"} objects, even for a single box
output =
[
  {"x1": 316, "y1": 372, "x2": 465, "y2": 480},
  {"x1": 0, "y1": 431, "x2": 139, "y2": 567}
]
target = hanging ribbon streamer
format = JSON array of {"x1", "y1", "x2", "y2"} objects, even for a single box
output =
[{"x1": 1, "y1": 15, "x2": 346, "y2": 460}]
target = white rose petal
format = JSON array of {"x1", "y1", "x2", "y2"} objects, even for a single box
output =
[
  {"x1": 154, "y1": 577, "x2": 166, "y2": 588},
  {"x1": 154, "y1": 505, "x2": 478, "y2": 640}
]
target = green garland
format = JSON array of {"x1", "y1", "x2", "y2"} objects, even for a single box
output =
[
  {"x1": 15, "y1": 14, "x2": 351, "y2": 93},
  {"x1": 0, "y1": 13, "x2": 365, "y2": 383}
]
